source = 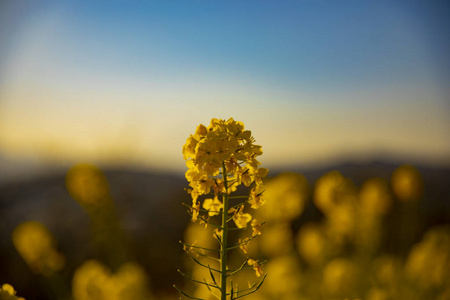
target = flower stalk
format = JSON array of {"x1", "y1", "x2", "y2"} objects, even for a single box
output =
[
  {"x1": 175, "y1": 118, "x2": 268, "y2": 300},
  {"x1": 220, "y1": 163, "x2": 229, "y2": 300}
]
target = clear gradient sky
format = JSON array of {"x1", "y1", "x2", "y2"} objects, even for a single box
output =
[{"x1": 1, "y1": 0, "x2": 449, "y2": 172}]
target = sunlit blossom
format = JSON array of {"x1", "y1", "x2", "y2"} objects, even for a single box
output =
[
  {"x1": 0, "y1": 284, "x2": 25, "y2": 300},
  {"x1": 202, "y1": 197, "x2": 223, "y2": 217},
  {"x1": 247, "y1": 259, "x2": 263, "y2": 277}
]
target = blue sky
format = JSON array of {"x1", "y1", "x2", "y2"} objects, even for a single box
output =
[{"x1": 0, "y1": 0, "x2": 449, "y2": 172}]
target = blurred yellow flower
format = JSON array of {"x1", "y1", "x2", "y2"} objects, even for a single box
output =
[
  {"x1": 371, "y1": 255, "x2": 401, "y2": 289},
  {"x1": 404, "y1": 226, "x2": 450, "y2": 290},
  {"x1": 359, "y1": 178, "x2": 392, "y2": 215},
  {"x1": 12, "y1": 221, "x2": 65, "y2": 276},
  {"x1": 391, "y1": 165, "x2": 423, "y2": 201},
  {"x1": 365, "y1": 288, "x2": 390, "y2": 300},
  {"x1": 322, "y1": 258, "x2": 359, "y2": 298},
  {"x1": 296, "y1": 222, "x2": 327, "y2": 266},
  {"x1": 259, "y1": 172, "x2": 309, "y2": 221},
  {"x1": 72, "y1": 260, "x2": 151, "y2": 300},
  {"x1": 264, "y1": 255, "x2": 302, "y2": 297},
  {"x1": 314, "y1": 171, "x2": 355, "y2": 215},
  {"x1": 66, "y1": 164, "x2": 110, "y2": 209},
  {"x1": 326, "y1": 202, "x2": 356, "y2": 242},
  {"x1": 259, "y1": 222, "x2": 294, "y2": 257},
  {"x1": 0, "y1": 284, "x2": 25, "y2": 300}
]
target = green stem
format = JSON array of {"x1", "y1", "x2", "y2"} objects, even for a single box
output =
[{"x1": 221, "y1": 162, "x2": 229, "y2": 300}]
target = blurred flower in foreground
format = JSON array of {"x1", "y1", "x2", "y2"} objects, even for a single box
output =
[
  {"x1": 0, "y1": 284, "x2": 25, "y2": 300},
  {"x1": 405, "y1": 226, "x2": 450, "y2": 290},
  {"x1": 12, "y1": 221, "x2": 65, "y2": 276},
  {"x1": 356, "y1": 178, "x2": 393, "y2": 252},
  {"x1": 72, "y1": 260, "x2": 152, "y2": 300},
  {"x1": 296, "y1": 222, "x2": 327, "y2": 266},
  {"x1": 66, "y1": 163, "x2": 127, "y2": 268},
  {"x1": 371, "y1": 255, "x2": 402, "y2": 291},
  {"x1": 322, "y1": 258, "x2": 359, "y2": 298},
  {"x1": 359, "y1": 178, "x2": 392, "y2": 216},
  {"x1": 314, "y1": 171, "x2": 356, "y2": 215},
  {"x1": 259, "y1": 172, "x2": 309, "y2": 222},
  {"x1": 391, "y1": 165, "x2": 423, "y2": 201},
  {"x1": 259, "y1": 222, "x2": 294, "y2": 257},
  {"x1": 66, "y1": 164, "x2": 111, "y2": 210},
  {"x1": 263, "y1": 255, "x2": 302, "y2": 298}
]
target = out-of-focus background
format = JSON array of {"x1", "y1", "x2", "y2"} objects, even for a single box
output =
[{"x1": 1, "y1": 0, "x2": 449, "y2": 299}]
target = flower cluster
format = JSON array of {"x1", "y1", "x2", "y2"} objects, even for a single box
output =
[
  {"x1": 177, "y1": 118, "x2": 268, "y2": 299},
  {"x1": 182, "y1": 118, "x2": 268, "y2": 221}
]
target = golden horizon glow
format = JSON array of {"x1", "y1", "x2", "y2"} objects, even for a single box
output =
[{"x1": 1, "y1": 1, "x2": 449, "y2": 172}]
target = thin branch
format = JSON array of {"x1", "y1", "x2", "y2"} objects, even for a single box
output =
[
  {"x1": 209, "y1": 265, "x2": 220, "y2": 288},
  {"x1": 226, "y1": 234, "x2": 260, "y2": 251},
  {"x1": 233, "y1": 274, "x2": 267, "y2": 299},
  {"x1": 198, "y1": 216, "x2": 223, "y2": 229},
  {"x1": 186, "y1": 250, "x2": 221, "y2": 273},
  {"x1": 177, "y1": 269, "x2": 221, "y2": 291},
  {"x1": 230, "y1": 200, "x2": 250, "y2": 210},
  {"x1": 213, "y1": 231, "x2": 223, "y2": 247},
  {"x1": 182, "y1": 203, "x2": 222, "y2": 217},
  {"x1": 227, "y1": 259, "x2": 248, "y2": 277},
  {"x1": 173, "y1": 285, "x2": 206, "y2": 300},
  {"x1": 195, "y1": 250, "x2": 220, "y2": 262},
  {"x1": 203, "y1": 279, "x2": 221, "y2": 300}
]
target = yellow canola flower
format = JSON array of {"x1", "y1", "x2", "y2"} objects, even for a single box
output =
[
  {"x1": 12, "y1": 221, "x2": 65, "y2": 276},
  {"x1": 248, "y1": 184, "x2": 266, "y2": 209},
  {"x1": 391, "y1": 165, "x2": 423, "y2": 201},
  {"x1": 182, "y1": 118, "x2": 267, "y2": 209},
  {"x1": 247, "y1": 259, "x2": 263, "y2": 277},
  {"x1": 239, "y1": 237, "x2": 251, "y2": 254},
  {"x1": 0, "y1": 284, "x2": 25, "y2": 300},
  {"x1": 72, "y1": 260, "x2": 151, "y2": 300},
  {"x1": 251, "y1": 219, "x2": 262, "y2": 236},
  {"x1": 202, "y1": 198, "x2": 223, "y2": 217},
  {"x1": 233, "y1": 211, "x2": 252, "y2": 228}
]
